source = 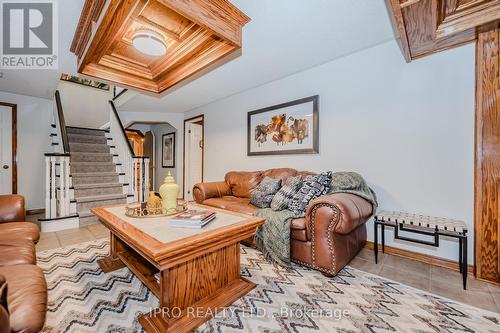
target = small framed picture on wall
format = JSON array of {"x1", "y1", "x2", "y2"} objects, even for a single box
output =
[{"x1": 162, "y1": 132, "x2": 176, "y2": 168}]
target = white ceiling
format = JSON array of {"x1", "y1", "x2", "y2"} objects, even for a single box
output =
[
  {"x1": 0, "y1": 0, "x2": 85, "y2": 99},
  {"x1": 119, "y1": 0, "x2": 396, "y2": 113},
  {"x1": 0, "y1": 0, "x2": 396, "y2": 107}
]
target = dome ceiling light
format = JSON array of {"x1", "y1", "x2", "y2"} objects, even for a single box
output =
[{"x1": 132, "y1": 30, "x2": 167, "y2": 57}]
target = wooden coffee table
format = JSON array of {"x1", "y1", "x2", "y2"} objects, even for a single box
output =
[{"x1": 91, "y1": 204, "x2": 265, "y2": 333}]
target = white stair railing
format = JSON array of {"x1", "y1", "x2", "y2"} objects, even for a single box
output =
[
  {"x1": 45, "y1": 154, "x2": 71, "y2": 219},
  {"x1": 109, "y1": 101, "x2": 150, "y2": 202},
  {"x1": 44, "y1": 90, "x2": 73, "y2": 219}
]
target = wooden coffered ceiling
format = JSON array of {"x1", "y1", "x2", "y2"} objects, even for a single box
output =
[
  {"x1": 388, "y1": 0, "x2": 500, "y2": 61},
  {"x1": 71, "y1": 0, "x2": 250, "y2": 94}
]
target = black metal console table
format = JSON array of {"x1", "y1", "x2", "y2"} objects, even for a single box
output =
[{"x1": 373, "y1": 211, "x2": 468, "y2": 289}]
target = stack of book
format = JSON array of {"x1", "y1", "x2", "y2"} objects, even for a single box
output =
[{"x1": 169, "y1": 210, "x2": 216, "y2": 229}]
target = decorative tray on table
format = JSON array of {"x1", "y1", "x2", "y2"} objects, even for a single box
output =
[{"x1": 125, "y1": 200, "x2": 187, "y2": 218}]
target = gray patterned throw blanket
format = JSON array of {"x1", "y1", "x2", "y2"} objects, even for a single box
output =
[{"x1": 254, "y1": 172, "x2": 377, "y2": 266}]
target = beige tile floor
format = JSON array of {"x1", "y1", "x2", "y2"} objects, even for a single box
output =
[{"x1": 28, "y1": 214, "x2": 500, "y2": 314}]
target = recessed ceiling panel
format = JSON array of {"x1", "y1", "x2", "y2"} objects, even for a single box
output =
[{"x1": 71, "y1": 0, "x2": 250, "y2": 94}]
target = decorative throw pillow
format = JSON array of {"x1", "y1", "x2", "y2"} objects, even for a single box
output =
[
  {"x1": 250, "y1": 177, "x2": 282, "y2": 208},
  {"x1": 288, "y1": 171, "x2": 333, "y2": 216},
  {"x1": 270, "y1": 176, "x2": 303, "y2": 211}
]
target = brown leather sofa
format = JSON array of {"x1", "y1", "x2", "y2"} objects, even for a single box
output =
[
  {"x1": 0, "y1": 195, "x2": 47, "y2": 333},
  {"x1": 193, "y1": 168, "x2": 374, "y2": 276}
]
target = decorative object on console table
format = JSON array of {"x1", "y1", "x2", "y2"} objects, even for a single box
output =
[
  {"x1": 162, "y1": 132, "x2": 175, "y2": 168},
  {"x1": 247, "y1": 95, "x2": 319, "y2": 156},
  {"x1": 373, "y1": 211, "x2": 468, "y2": 289},
  {"x1": 146, "y1": 192, "x2": 162, "y2": 210},
  {"x1": 159, "y1": 172, "x2": 179, "y2": 214}
]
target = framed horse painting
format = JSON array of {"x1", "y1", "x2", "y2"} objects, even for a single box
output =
[{"x1": 247, "y1": 95, "x2": 319, "y2": 156}]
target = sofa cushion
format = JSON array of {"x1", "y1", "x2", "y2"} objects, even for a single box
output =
[
  {"x1": 223, "y1": 202, "x2": 259, "y2": 215},
  {"x1": 271, "y1": 176, "x2": 303, "y2": 211},
  {"x1": 202, "y1": 197, "x2": 258, "y2": 215},
  {"x1": 0, "y1": 239, "x2": 36, "y2": 266},
  {"x1": 290, "y1": 218, "x2": 308, "y2": 241},
  {"x1": 225, "y1": 171, "x2": 263, "y2": 198},
  {"x1": 289, "y1": 172, "x2": 333, "y2": 216},
  {"x1": 0, "y1": 222, "x2": 40, "y2": 243},
  {"x1": 202, "y1": 197, "x2": 242, "y2": 209},
  {"x1": 250, "y1": 177, "x2": 282, "y2": 208},
  {"x1": 0, "y1": 265, "x2": 47, "y2": 333}
]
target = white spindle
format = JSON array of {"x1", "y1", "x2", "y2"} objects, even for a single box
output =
[
  {"x1": 50, "y1": 156, "x2": 56, "y2": 218},
  {"x1": 60, "y1": 156, "x2": 66, "y2": 216},
  {"x1": 144, "y1": 158, "x2": 150, "y2": 198},
  {"x1": 45, "y1": 157, "x2": 51, "y2": 218},
  {"x1": 65, "y1": 157, "x2": 71, "y2": 214},
  {"x1": 138, "y1": 159, "x2": 143, "y2": 202}
]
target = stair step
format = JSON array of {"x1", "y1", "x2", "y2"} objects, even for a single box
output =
[
  {"x1": 71, "y1": 162, "x2": 117, "y2": 173},
  {"x1": 73, "y1": 182, "x2": 123, "y2": 190},
  {"x1": 72, "y1": 172, "x2": 119, "y2": 177},
  {"x1": 74, "y1": 182, "x2": 124, "y2": 197},
  {"x1": 70, "y1": 152, "x2": 113, "y2": 163},
  {"x1": 68, "y1": 133, "x2": 107, "y2": 144},
  {"x1": 66, "y1": 126, "x2": 108, "y2": 136},
  {"x1": 70, "y1": 142, "x2": 110, "y2": 153},
  {"x1": 76, "y1": 193, "x2": 127, "y2": 203}
]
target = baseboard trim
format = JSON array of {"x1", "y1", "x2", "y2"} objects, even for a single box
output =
[
  {"x1": 364, "y1": 241, "x2": 475, "y2": 275},
  {"x1": 27, "y1": 208, "x2": 45, "y2": 215}
]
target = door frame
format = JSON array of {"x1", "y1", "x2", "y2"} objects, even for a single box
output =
[
  {"x1": 0, "y1": 102, "x2": 17, "y2": 194},
  {"x1": 183, "y1": 114, "x2": 204, "y2": 200}
]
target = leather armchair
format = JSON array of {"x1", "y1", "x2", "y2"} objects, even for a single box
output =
[
  {"x1": 0, "y1": 195, "x2": 25, "y2": 224},
  {"x1": 0, "y1": 195, "x2": 40, "y2": 243}
]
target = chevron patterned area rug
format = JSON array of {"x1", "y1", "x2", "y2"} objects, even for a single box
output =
[{"x1": 38, "y1": 239, "x2": 500, "y2": 333}]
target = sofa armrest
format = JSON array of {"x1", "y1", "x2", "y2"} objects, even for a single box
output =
[
  {"x1": 0, "y1": 195, "x2": 26, "y2": 224},
  {"x1": 192, "y1": 182, "x2": 232, "y2": 203},
  {"x1": 306, "y1": 193, "x2": 373, "y2": 235}
]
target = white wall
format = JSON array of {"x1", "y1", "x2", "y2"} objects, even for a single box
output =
[
  {"x1": 0, "y1": 91, "x2": 52, "y2": 209},
  {"x1": 185, "y1": 40, "x2": 475, "y2": 263},
  {"x1": 119, "y1": 111, "x2": 184, "y2": 198},
  {"x1": 57, "y1": 81, "x2": 112, "y2": 128}
]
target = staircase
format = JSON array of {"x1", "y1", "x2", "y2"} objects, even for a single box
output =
[
  {"x1": 42, "y1": 90, "x2": 150, "y2": 232},
  {"x1": 67, "y1": 126, "x2": 128, "y2": 226}
]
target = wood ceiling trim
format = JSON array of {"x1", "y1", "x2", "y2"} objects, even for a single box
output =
[
  {"x1": 99, "y1": 55, "x2": 154, "y2": 80},
  {"x1": 150, "y1": 27, "x2": 212, "y2": 77},
  {"x1": 71, "y1": 0, "x2": 106, "y2": 56},
  {"x1": 156, "y1": 39, "x2": 236, "y2": 92},
  {"x1": 78, "y1": 0, "x2": 148, "y2": 70},
  {"x1": 387, "y1": 0, "x2": 499, "y2": 61},
  {"x1": 134, "y1": 16, "x2": 182, "y2": 41},
  {"x1": 157, "y1": 0, "x2": 249, "y2": 47},
  {"x1": 83, "y1": 63, "x2": 160, "y2": 92},
  {"x1": 436, "y1": 0, "x2": 500, "y2": 38}
]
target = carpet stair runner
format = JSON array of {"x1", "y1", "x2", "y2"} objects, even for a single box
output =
[{"x1": 67, "y1": 127, "x2": 127, "y2": 226}]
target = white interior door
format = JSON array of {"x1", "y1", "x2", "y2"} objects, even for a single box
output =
[
  {"x1": 0, "y1": 106, "x2": 12, "y2": 194},
  {"x1": 185, "y1": 122, "x2": 203, "y2": 201}
]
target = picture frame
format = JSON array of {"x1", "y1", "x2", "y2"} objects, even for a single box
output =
[
  {"x1": 247, "y1": 95, "x2": 319, "y2": 156},
  {"x1": 162, "y1": 132, "x2": 176, "y2": 168}
]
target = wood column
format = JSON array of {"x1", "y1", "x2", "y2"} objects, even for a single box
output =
[{"x1": 475, "y1": 27, "x2": 500, "y2": 284}]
